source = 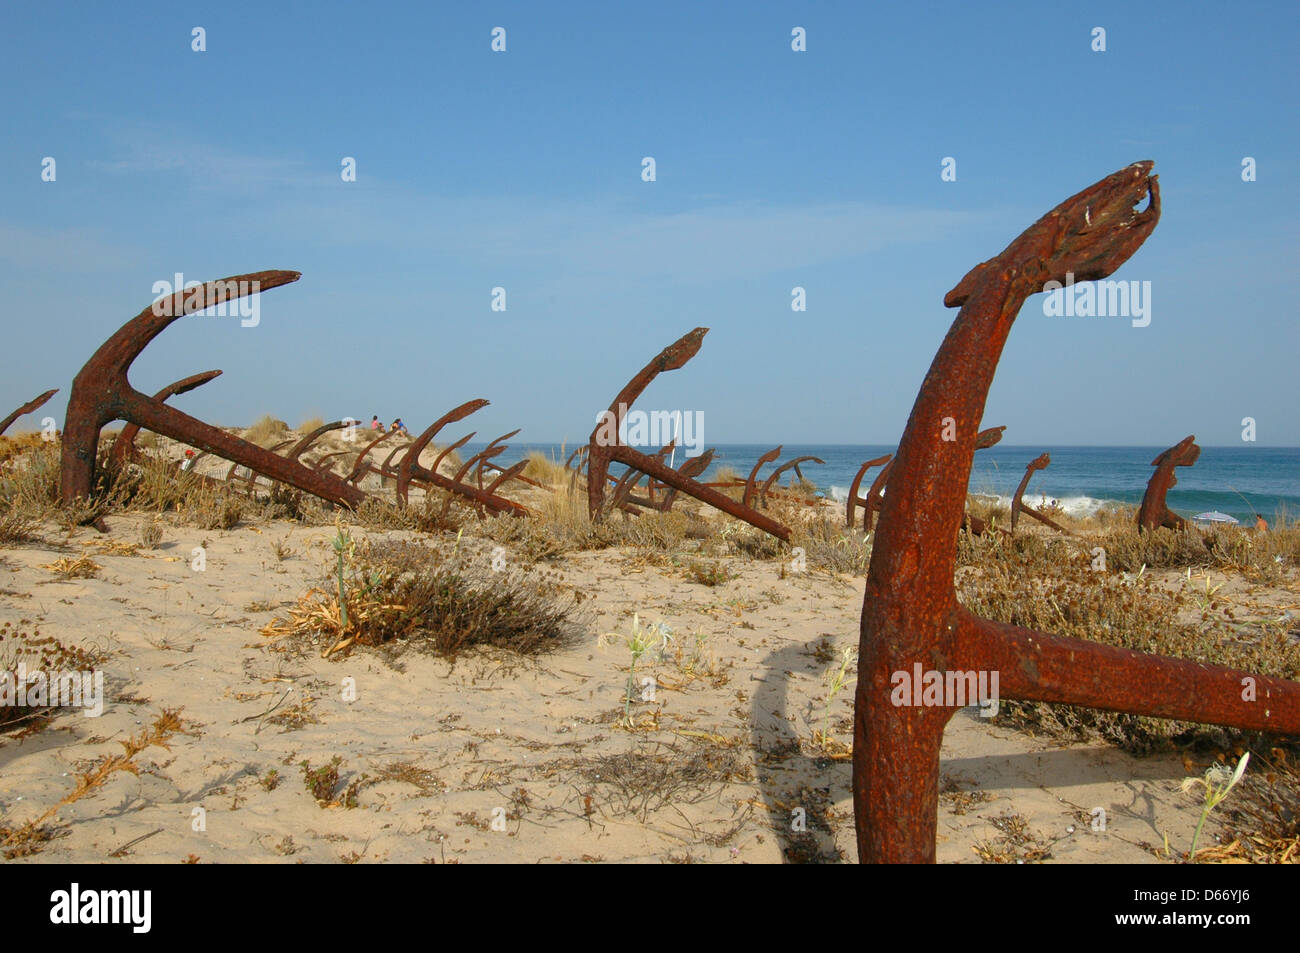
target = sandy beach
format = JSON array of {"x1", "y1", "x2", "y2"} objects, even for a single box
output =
[{"x1": 2, "y1": 428, "x2": 1294, "y2": 864}]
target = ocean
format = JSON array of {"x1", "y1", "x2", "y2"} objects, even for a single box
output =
[{"x1": 465, "y1": 442, "x2": 1300, "y2": 527}]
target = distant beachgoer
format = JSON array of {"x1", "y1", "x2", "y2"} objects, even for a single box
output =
[
  {"x1": 394, "y1": 418, "x2": 409, "y2": 436},
  {"x1": 370, "y1": 415, "x2": 382, "y2": 431},
  {"x1": 1255, "y1": 513, "x2": 1268, "y2": 531}
]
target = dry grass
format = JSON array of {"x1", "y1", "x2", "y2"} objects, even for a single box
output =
[
  {"x1": 0, "y1": 510, "x2": 40, "y2": 547},
  {"x1": 0, "y1": 622, "x2": 103, "y2": 733},
  {"x1": 789, "y1": 518, "x2": 871, "y2": 574},
  {"x1": 576, "y1": 738, "x2": 750, "y2": 822},
  {"x1": 522, "y1": 450, "x2": 568, "y2": 486},
  {"x1": 261, "y1": 536, "x2": 586, "y2": 660},
  {"x1": 41, "y1": 554, "x2": 101, "y2": 579},
  {"x1": 244, "y1": 415, "x2": 289, "y2": 446},
  {"x1": 966, "y1": 494, "x2": 1011, "y2": 529},
  {"x1": 957, "y1": 531, "x2": 1300, "y2": 755},
  {"x1": 0, "y1": 709, "x2": 184, "y2": 857},
  {"x1": 1066, "y1": 523, "x2": 1300, "y2": 585},
  {"x1": 0, "y1": 440, "x2": 61, "y2": 522},
  {"x1": 297, "y1": 416, "x2": 324, "y2": 435},
  {"x1": 1209, "y1": 748, "x2": 1300, "y2": 863}
]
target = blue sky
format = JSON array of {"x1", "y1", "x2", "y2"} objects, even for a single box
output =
[{"x1": 2, "y1": 1, "x2": 1296, "y2": 447}]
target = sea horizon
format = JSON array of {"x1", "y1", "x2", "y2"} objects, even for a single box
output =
[{"x1": 462, "y1": 441, "x2": 1300, "y2": 526}]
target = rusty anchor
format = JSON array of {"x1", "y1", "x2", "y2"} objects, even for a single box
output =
[
  {"x1": 846, "y1": 455, "x2": 893, "y2": 531},
  {"x1": 853, "y1": 162, "x2": 1300, "y2": 864},
  {"x1": 284, "y1": 419, "x2": 354, "y2": 465},
  {"x1": 0, "y1": 389, "x2": 59, "y2": 437},
  {"x1": 344, "y1": 428, "x2": 399, "y2": 486},
  {"x1": 736, "y1": 446, "x2": 825, "y2": 510},
  {"x1": 757, "y1": 455, "x2": 824, "y2": 507},
  {"x1": 394, "y1": 401, "x2": 527, "y2": 515},
  {"x1": 586, "y1": 329, "x2": 792, "y2": 542},
  {"x1": 1138, "y1": 435, "x2": 1200, "y2": 532},
  {"x1": 1008, "y1": 452, "x2": 1070, "y2": 534},
  {"x1": 59, "y1": 271, "x2": 367, "y2": 512}
]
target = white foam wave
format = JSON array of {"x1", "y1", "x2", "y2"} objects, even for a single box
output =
[{"x1": 971, "y1": 493, "x2": 1111, "y2": 518}]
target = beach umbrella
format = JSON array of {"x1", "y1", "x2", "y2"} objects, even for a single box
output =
[{"x1": 1191, "y1": 511, "x2": 1239, "y2": 525}]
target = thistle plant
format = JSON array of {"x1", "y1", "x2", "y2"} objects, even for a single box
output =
[
  {"x1": 1180, "y1": 751, "x2": 1249, "y2": 860},
  {"x1": 599, "y1": 613, "x2": 673, "y2": 724},
  {"x1": 821, "y1": 645, "x2": 857, "y2": 747},
  {"x1": 1183, "y1": 569, "x2": 1224, "y2": 613},
  {"x1": 331, "y1": 519, "x2": 356, "y2": 633}
]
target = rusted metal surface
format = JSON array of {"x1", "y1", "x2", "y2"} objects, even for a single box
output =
[
  {"x1": 313, "y1": 450, "x2": 351, "y2": 474},
  {"x1": 854, "y1": 162, "x2": 1300, "y2": 864},
  {"x1": 59, "y1": 271, "x2": 366, "y2": 513},
  {"x1": 758, "y1": 455, "x2": 823, "y2": 507},
  {"x1": 1138, "y1": 435, "x2": 1200, "y2": 532},
  {"x1": 846, "y1": 455, "x2": 892, "y2": 530},
  {"x1": 0, "y1": 389, "x2": 58, "y2": 437},
  {"x1": 1008, "y1": 452, "x2": 1069, "y2": 534},
  {"x1": 974, "y1": 425, "x2": 1005, "y2": 451},
  {"x1": 345, "y1": 429, "x2": 397, "y2": 485},
  {"x1": 741, "y1": 447, "x2": 782, "y2": 511},
  {"x1": 395, "y1": 402, "x2": 527, "y2": 515},
  {"x1": 468, "y1": 430, "x2": 521, "y2": 488},
  {"x1": 634, "y1": 448, "x2": 715, "y2": 512},
  {"x1": 640, "y1": 441, "x2": 677, "y2": 508},
  {"x1": 586, "y1": 330, "x2": 791, "y2": 541},
  {"x1": 482, "y1": 459, "x2": 545, "y2": 490},
  {"x1": 377, "y1": 441, "x2": 413, "y2": 487},
  {"x1": 613, "y1": 442, "x2": 677, "y2": 512},
  {"x1": 285, "y1": 419, "x2": 352, "y2": 464},
  {"x1": 225, "y1": 438, "x2": 294, "y2": 488},
  {"x1": 109, "y1": 370, "x2": 222, "y2": 464},
  {"x1": 852, "y1": 429, "x2": 1004, "y2": 536}
]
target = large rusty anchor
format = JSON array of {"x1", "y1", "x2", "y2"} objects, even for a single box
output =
[
  {"x1": 1138, "y1": 435, "x2": 1199, "y2": 532},
  {"x1": 586, "y1": 329, "x2": 791, "y2": 541},
  {"x1": 853, "y1": 162, "x2": 1300, "y2": 863},
  {"x1": 60, "y1": 271, "x2": 366, "y2": 512}
]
